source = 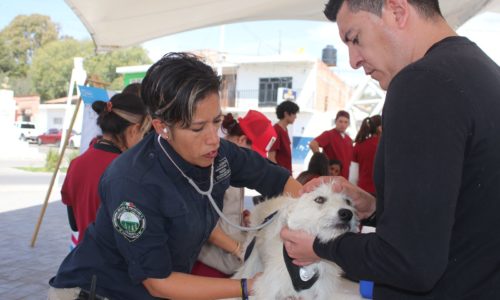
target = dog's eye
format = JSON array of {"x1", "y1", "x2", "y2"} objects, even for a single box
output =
[
  {"x1": 314, "y1": 196, "x2": 327, "y2": 204},
  {"x1": 343, "y1": 197, "x2": 353, "y2": 207}
]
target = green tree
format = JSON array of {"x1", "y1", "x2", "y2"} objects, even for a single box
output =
[
  {"x1": 85, "y1": 46, "x2": 151, "y2": 91},
  {"x1": 31, "y1": 39, "x2": 93, "y2": 101},
  {"x1": 0, "y1": 14, "x2": 59, "y2": 77},
  {"x1": 31, "y1": 38, "x2": 151, "y2": 101},
  {"x1": 0, "y1": 36, "x2": 14, "y2": 74}
]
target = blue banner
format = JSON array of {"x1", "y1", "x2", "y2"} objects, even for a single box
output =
[
  {"x1": 78, "y1": 85, "x2": 115, "y2": 104},
  {"x1": 292, "y1": 136, "x2": 313, "y2": 164}
]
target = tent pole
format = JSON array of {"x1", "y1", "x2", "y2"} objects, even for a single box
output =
[{"x1": 30, "y1": 97, "x2": 82, "y2": 248}]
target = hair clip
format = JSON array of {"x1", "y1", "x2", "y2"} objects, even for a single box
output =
[{"x1": 106, "y1": 101, "x2": 113, "y2": 112}]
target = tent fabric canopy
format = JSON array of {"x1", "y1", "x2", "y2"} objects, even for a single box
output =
[{"x1": 65, "y1": 0, "x2": 500, "y2": 51}]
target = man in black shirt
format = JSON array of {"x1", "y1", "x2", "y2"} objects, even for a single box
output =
[{"x1": 281, "y1": 0, "x2": 500, "y2": 299}]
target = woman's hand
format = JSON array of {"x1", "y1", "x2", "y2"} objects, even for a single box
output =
[{"x1": 301, "y1": 176, "x2": 376, "y2": 220}]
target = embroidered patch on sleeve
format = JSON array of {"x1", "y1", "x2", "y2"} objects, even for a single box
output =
[{"x1": 113, "y1": 202, "x2": 146, "y2": 242}]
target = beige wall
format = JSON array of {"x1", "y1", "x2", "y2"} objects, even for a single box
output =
[
  {"x1": 14, "y1": 95, "x2": 40, "y2": 123},
  {"x1": 314, "y1": 61, "x2": 352, "y2": 113}
]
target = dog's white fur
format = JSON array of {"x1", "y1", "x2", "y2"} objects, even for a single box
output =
[{"x1": 231, "y1": 182, "x2": 358, "y2": 300}]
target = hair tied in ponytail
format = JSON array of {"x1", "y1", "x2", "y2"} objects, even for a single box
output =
[{"x1": 106, "y1": 101, "x2": 113, "y2": 112}]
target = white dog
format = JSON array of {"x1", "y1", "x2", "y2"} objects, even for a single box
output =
[{"x1": 231, "y1": 181, "x2": 358, "y2": 300}]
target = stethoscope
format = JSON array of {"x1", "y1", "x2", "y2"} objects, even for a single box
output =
[{"x1": 157, "y1": 135, "x2": 275, "y2": 231}]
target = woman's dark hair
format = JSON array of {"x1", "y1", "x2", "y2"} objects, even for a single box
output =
[
  {"x1": 276, "y1": 100, "x2": 299, "y2": 119},
  {"x1": 221, "y1": 113, "x2": 245, "y2": 137},
  {"x1": 140, "y1": 52, "x2": 220, "y2": 129},
  {"x1": 354, "y1": 114, "x2": 382, "y2": 143},
  {"x1": 308, "y1": 152, "x2": 330, "y2": 176},
  {"x1": 122, "y1": 82, "x2": 142, "y2": 97},
  {"x1": 296, "y1": 153, "x2": 329, "y2": 184},
  {"x1": 296, "y1": 172, "x2": 318, "y2": 185},
  {"x1": 92, "y1": 92, "x2": 149, "y2": 148}
]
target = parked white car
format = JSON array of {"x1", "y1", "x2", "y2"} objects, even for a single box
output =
[{"x1": 14, "y1": 122, "x2": 40, "y2": 142}]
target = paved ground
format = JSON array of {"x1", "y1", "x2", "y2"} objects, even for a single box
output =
[{"x1": 0, "y1": 138, "x2": 71, "y2": 300}]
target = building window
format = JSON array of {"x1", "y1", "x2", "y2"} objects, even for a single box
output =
[
  {"x1": 53, "y1": 117, "x2": 63, "y2": 125},
  {"x1": 258, "y1": 77, "x2": 292, "y2": 107}
]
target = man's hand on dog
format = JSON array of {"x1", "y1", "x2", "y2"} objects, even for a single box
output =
[
  {"x1": 301, "y1": 176, "x2": 376, "y2": 220},
  {"x1": 280, "y1": 227, "x2": 320, "y2": 266}
]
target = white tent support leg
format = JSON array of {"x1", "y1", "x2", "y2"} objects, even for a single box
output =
[{"x1": 30, "y1": 58, "x2": 87, "y2": 248}]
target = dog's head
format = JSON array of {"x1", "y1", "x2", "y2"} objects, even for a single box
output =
[{"x1": 283, "y1": 181, "x2": 358, "y2": 243}]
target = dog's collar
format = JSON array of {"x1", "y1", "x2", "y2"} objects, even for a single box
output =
[
  {"x1": 243, "y1": 211, "x2": 279, "y2": 262},
  {"x1": 283, "y1": 246, "x2": 319, "y2": 291}
]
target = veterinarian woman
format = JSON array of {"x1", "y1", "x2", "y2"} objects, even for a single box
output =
[{"x1": 48, "y1": 52, "x2": 302, "y2": 300}]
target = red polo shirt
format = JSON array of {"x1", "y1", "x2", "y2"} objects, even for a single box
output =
[
  {"x1": 353, "y1": 136, "x2": 379, "y2": 194},
  {"x1": 61, "y1": 143, "x2": 120, "y2": 243},
  {"x1": 270, "y1": 123, "x2": 292, "y2": 174},
  {"x1": 314, "y1": 129, "x2": 353, "y2": 179}
]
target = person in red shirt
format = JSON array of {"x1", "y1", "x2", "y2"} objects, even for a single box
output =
[
  {"x1": 268, "y1": 100, "x2": 300, "y2": 174},
  {"x1": 350, "y1": 115, "x2": 382, "y2": 195},
  {"x1": 62, "y1": 92, "x2": 151, "y2": 244},
  {"x1": 309, "y1": 110, "x2": 353, "y2": 179}
]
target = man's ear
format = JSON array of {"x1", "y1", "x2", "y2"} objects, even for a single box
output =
[{"x1": 385, "y1": 0, "x2": 410, "y2": 28}]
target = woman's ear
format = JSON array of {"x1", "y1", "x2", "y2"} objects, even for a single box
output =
[
  {"x1": 124, "y1": 123, "x2": 142, "y2": 149},
  {"x1": 151, "y1": 119, "x2": 169, "y2": 139}
]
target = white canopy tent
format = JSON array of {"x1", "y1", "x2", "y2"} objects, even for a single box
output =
[{"x1": 65, "y1": 0, "x2": 500, "y2": 52}]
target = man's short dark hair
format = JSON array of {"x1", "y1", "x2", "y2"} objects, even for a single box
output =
[
  {"x1": 335, "y1": 110, "x2": 350, "y2": 121},
  {"x1": 276, "y1": 100, "x2": 300, "y2": 120},
  {"x1": 324, "y1": 0, "x2": 442, "y2": 22}
]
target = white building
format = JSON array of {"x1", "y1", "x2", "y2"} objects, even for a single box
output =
[
  {"x1": 117, "y1": 52, "x2": 353, "y2": 165},
  {"x1": 37, "y1": 96, "x2": 83, "y2": 134}
]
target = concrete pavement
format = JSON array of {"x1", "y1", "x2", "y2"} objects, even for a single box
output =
[{"x1": 0, "y1": 139, "x2": 71, "y2": 300}]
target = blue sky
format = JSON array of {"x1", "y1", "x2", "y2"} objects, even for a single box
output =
[{"x1": 1, "y1": 0, "x2": 500, "y2": 69}]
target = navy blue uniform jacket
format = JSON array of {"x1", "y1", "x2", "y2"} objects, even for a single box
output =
[{"x1": 50, "y1": 133, "x2": 290, "y2": 299}]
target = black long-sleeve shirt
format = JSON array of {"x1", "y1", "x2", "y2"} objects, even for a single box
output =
[{"x1": 314, "y1": 36, "x2": 500, "y2": 299}]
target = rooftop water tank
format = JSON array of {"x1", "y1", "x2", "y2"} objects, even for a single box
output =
[{"x1": 322, "y1": 45, "x2": 337, "y2": 66}]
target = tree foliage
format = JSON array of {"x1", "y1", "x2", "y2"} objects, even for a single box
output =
[
  {"x1": 2, "y1": 13, "x2": 152, "y2": 100},
  {"x1": 0, "y1": 36, "x2": 15, "y2": 74},
  {"x1": 31, "y1": 38, "x2": 93, "y2": 101},
  {"x1": 85, "y1": 46, "x2": 151, "y2": 91},
  {"x1": 0, "y1": 14, "x2": 59, "y2": 77},
  {"x1": 31, "y1": 39, "x2": 152, "y2": 101}
]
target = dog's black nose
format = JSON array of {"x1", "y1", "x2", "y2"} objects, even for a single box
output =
[{"x1": 338, "y1": 209, "x2": 353, "y2": 222}]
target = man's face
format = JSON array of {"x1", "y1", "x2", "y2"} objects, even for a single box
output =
[
  {"x1": 335, "y1": 116, "x2": 350, "y2": 133},
  {"x1": 336, "y1": 2, "x2": 408, "y2": 90},
  {"x1": 285, "y1": 111, "x2": 297, "y2": 124}
]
